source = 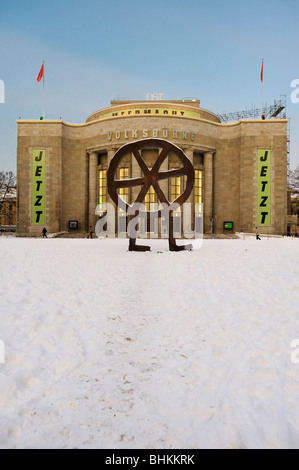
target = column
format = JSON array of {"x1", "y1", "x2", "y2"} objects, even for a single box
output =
[
  {"x1": 183, "y1": 148, "x2": 194, "y2": 238},
  {"x1": 107, "y1": 148, "x2": 118, "y2": 236},
  {"x1": 183, "y1": 148, "x2": 194, "y2": 203},
  {"x1": 158, "y1": 151, "x2": 169, "y2": 202},
  {"x1": 88, "y1": 151, "x2": 98, "y2": 231},
  {"x1": 107, "y1": 148, "x2": 117, "y2": 167},
  {"x1": 157, "y1": 153, "x2": 168, "y2": 238},
  {"x1": 204, "y1": 151, "x2": 214, "y2": 234},
  {"x1": 131, "y1": 150, "x2": 141, "y2": 205}
]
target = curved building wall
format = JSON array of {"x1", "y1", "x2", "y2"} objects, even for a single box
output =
[{"x1": 17, "y1": 100, "x2": 288, "y2": 237}]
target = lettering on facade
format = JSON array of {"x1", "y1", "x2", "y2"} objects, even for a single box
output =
[
  {"x1": 111, "y1": 108, "x2": 186, "y2": 117},
  {"x1": 97, "y1": 106, "x2": 201, "y2": 121},
  {"x1": 257, "y1": 149, "x2": 271, "y2": 226},
  {"x1": 32, "y1": 150, "x2": 46, "y2": 225},
  {"x1": 107, "y1": 129, "x2": 195, "y2": 142}
]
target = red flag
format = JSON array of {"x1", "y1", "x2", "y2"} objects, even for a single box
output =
[
  {"x1": 260, "y1": 60, "x2": 264, "y2": 82},
  {"x1": 37, "y1": 63, "x2": 44, "y2": 83}
]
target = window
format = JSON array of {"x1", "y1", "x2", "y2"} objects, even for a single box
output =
[
  {"x1": 145, "y1": 184, "x2": 157, "y2": 211},
  {"x1": 170, "y1": 173, "x2": 181, "y2": 212},
  {"x1": 194, "y1": 169, "x2": 203, "y2": 213},
  {"x1": 99, "y1": 170, "x2": 107, "y2": 206},
  {"x1": 118, "y1": 168, "x2": 129, "y2": 202},
  {"x1": 144, "y1": 167, "x2": 158, "y2": 211},
  {"x1": 118, "y1": 167, "x2": 130, "y2": 213}
]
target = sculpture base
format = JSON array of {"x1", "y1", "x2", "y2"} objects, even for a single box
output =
[
  {"x1": 129, "y1": 239, "x2": 151, "y2": 252},
  {"x1": 169, "y1": 239, "x2": 193, "y2": 252}
]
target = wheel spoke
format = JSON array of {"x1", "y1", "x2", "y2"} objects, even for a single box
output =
[
  {"x1": 157, "y1": 168, "x2": 186, "y2": 181},
  {"x1": 135, "y1": 178, "x2": 152, "y2": 204},
  {"x1": 133, "y1": 148, "x2": 150, "y2": 175},
  {"x1": 152, "y1": 182, "x2": 169, "y2": 206},
  {"x1": 151, "y1": 145, "x2": 170, "y2": 173},
  {"x1": 115, "y1": 177, "x2": 145, "y2": 188}
]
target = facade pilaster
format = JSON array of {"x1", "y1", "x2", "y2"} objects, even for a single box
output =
[
  {"x1": 204, "y1": 151, "x2": 214, "y2": 234},
  {"x1": 107, "y1": 148, "x2": 119, "y2": 234},
  {"x1": 183, "y1": 148, "x2": 194, "y2": 204},
  {"x1": 182, "y1": 148, "x2": 194, "y2": 237},
  {"x1": 88, "y1": 151, "x2": 98, "y2": 230}
]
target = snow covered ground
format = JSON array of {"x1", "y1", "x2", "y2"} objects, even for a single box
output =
[{"x1": 0, "y1": 235, "x2": 299, "y2": 449}]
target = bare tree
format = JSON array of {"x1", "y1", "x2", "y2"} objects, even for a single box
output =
[
  {"x1": 0, "y1": 171, "x2": 16, "y2": 227},
  {"x1": 288, "y1": 164, "x2": 299, "y2": 192}
]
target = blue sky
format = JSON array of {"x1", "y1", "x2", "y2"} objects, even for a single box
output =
[{"x1": 0, "y1": 0, "x2": 298, "y2": 173}]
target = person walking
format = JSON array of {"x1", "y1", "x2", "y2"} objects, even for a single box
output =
[
  {"x1": 42, "y1": 227, "x2": 47, "y2": 238},
  {"x1": 255, "y1": 227, "x2": 261, "y2": 240},
  {"x1": 87, "y1": 226, "x2": 93, "y2": 239}
]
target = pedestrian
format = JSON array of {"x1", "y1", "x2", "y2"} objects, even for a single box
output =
[
  {"x1": 255, "y1": 227, "x2": 261, "y2": 240},
  {"x1": 87, "y1": 226, "x2": 93, "y2": 239},
  {"x1": 42, "y1": 227, "x2": 47, "y2": 238}
]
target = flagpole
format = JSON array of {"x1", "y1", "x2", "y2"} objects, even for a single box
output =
[
  {"x1": 42, "y1": 61, "x2": 45, "y2": 119},
  {"x1": 261, "y1": 59, "x2": 264, "y2": 119}
]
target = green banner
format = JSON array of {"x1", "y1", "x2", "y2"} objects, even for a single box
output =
[
  {"x1": 32, "y1": 150, "x2": 45, "y2": 225},
  {"x1": 257, "y1": 149, "x2": 271, "y2": 226}
]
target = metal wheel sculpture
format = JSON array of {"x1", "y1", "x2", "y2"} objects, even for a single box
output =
[{"x1": 107, "y1": 138, "x2": 195, "y2": 251}]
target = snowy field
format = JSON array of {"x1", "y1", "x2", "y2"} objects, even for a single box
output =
[{"x1": 0, "y1": 235, "x2": 299, "y2": 449}]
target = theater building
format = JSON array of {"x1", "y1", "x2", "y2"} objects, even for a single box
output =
[{"x1": 16, "y1": 99, "x2": 288, "y2": 237}]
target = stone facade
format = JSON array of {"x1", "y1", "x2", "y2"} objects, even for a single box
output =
[{"x1": 16, "y1": 99, "x2": 288, "y2": 237}]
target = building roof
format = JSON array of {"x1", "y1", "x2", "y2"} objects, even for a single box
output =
[{"x1": 86, "y1": 99, "x2": 221, "y2": 124}]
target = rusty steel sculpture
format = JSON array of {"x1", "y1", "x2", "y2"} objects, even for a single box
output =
[{"x1": 107, "y1": 138, "x2": 195, "y2": 252}]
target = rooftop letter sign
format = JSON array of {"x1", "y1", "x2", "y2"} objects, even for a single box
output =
[{"x1": 146, "y1": 93, "x2": 163, "y2": 100}]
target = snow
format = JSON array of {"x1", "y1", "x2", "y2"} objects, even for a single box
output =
[{"x1": 0, "y1": 236, "x2": 299, "y2": 449}]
